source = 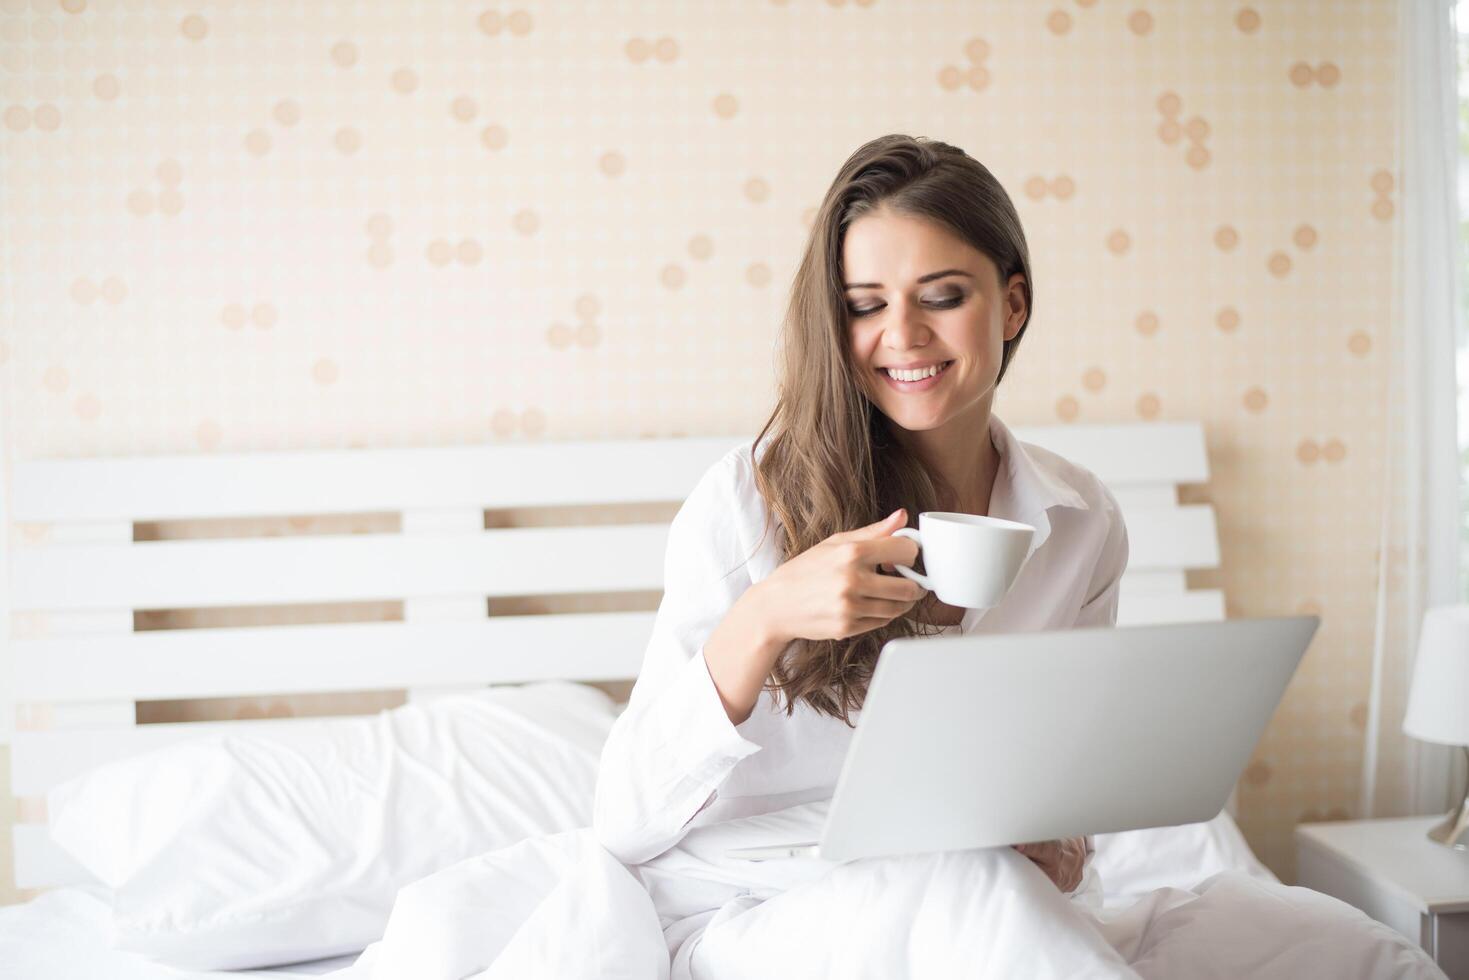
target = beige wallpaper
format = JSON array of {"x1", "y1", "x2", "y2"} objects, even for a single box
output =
[{"x1": 0, "y1": 0, "x2": 1398, "y2": 898}]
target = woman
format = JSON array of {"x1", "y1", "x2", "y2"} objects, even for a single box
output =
[
  {"x1": 593, "y1": 133, "x2": 1131, "y2": 975},
  {"x1": 355, "y1": 134, "x2": 1439, "y2": 980}
]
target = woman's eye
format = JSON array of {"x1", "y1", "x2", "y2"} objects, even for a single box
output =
[{"x1": 849, "y1": 296, "x2": 963, "y2": 317}]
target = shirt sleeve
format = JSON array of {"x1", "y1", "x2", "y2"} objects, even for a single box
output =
[
  {"x1": 1069, "y1": 838, "x2": 1103, "y2": 907},
  {"x1": 1072, "y1": 484, "x2": 1129, "y2": 630},
  {"x1": 1074, "y1": 834, "x2": 1096, "y2": 895},
  {"x1": 592, "y1": 450, "x2": 769, "y2": 866}
]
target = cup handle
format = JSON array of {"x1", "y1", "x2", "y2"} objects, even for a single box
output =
[{"x1": 890, "y1": 527, "x2": 933, "y2": 591}]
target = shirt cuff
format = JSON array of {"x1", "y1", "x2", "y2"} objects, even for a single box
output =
[{"x1": 658, "y1": 645, "x2": 763, "y2": 786}]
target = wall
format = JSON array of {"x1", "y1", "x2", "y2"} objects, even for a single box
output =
[{"x1": 0, "y1": 0, "x2": 1399, "y2": 903}]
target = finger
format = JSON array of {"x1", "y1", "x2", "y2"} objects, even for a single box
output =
[
  {"x1": 856, "y1": 569, "x2": 927, "y2": 602},
  {"x1": 839, "y1": 509, "x2": 907, "y2": 542},
  {"x1": 859, "y1": 536, "x2": 922, "y2": 567},
  {"x1": 849, "y1": 615, "x2": 909, "y2": 636},
  {"x1": 1016, "y1": 849, "x2": 1063, "y2": 885},
  {"x1": 854, "y1": 596, "x2": 923, "y2": 620}
]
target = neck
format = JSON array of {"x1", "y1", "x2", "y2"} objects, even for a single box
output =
[{"x1": 890, "y1": 393, "x2": 1000, "y2": 516}]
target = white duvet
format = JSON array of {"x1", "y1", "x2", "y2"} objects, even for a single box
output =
[{"x1": 326, "y1": 801, "x2": 1444, "y2": 980}]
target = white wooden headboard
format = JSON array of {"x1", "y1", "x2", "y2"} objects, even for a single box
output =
[{"x1": 5, "y1": 422, "x2": 1223, "y2": 890}]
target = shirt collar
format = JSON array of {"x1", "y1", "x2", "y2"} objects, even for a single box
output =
[
  {"x1": 954, "y1": 414, "x2": 1090, "y2": 633},
  {"x1": 987, "y1": 413, "x2": 1089, "y2": 520},
  {"x1": 985, "y1": 412, "x2": 1089, "y2": 570}
]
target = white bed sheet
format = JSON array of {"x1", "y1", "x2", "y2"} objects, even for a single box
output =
[{"x1": 0, "y1": 884, "x2": 364, "y2": 979}]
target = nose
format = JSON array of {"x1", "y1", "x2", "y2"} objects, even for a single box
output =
[{"x1": 883, "y1": 297, "x2": 932, "y2": 353}]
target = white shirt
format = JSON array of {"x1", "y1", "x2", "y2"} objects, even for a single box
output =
[{"x1": 593, "y1": 412, "x2": 1130, "y2": 867}]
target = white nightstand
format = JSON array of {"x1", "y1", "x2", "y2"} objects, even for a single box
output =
[{"x1": 1296, "y1": 816, "x2": 1469, "y2": 978}]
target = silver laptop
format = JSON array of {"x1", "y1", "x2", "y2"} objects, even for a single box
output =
[{"x1": 727, "y1": 616, "x2": 1318, "y2": 862}]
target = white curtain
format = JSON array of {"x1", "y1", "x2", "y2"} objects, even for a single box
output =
[{"x1": 1359, "y1": 0, "x2": 1465, "y2": 820}]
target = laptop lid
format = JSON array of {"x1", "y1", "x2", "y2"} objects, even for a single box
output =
[{"x1": 816, "y1": 615, "x2": 1318, "y2": 863}]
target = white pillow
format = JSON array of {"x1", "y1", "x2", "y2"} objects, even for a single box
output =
[{"x1": 47, "y1": 680, "x2": 618, "y2": 971}]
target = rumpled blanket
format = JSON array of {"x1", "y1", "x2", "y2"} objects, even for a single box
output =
[{"x1": 327, "y1": 802, "x2": 1444, "y2": 980}]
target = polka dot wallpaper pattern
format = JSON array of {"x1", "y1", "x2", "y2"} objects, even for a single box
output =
[{"x1": 0, "y1": 0, "x2": 1398, "y2": 886}]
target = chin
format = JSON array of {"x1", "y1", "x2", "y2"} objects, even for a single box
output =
[{"x1": 882, "y1": 408, "x2": 951, "y2": 433}]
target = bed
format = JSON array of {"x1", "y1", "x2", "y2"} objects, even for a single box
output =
[{"x1": 0, "y1": 422, "x2": 1312, "y2": 977}]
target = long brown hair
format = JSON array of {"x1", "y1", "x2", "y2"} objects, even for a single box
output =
[{"x1": 749, "y1": 134, "x2": 1034, "y2": 725}]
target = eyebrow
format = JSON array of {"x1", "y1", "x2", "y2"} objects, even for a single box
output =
[{"x1": 842, "y1": 269, "x2": 974, "y2": 290}]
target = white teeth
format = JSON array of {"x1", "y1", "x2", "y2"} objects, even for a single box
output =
[{"x1": 886, "y1": 363, "x2": 944, "y2": 382}]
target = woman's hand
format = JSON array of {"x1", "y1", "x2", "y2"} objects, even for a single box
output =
[
  {"x1": 754, "y1": 509, "x2": 928, "y2": 644},
  {"x1": 1012, "y1": 837, "x2": 1089, "y2": 893},
  {"x1": 703, "y1": 509, "x2": 925, "y2": 726}
]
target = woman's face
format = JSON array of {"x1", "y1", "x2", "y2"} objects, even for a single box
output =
[{"x1": 843, "y1": 207, "x2": 1027, "y2": 434}]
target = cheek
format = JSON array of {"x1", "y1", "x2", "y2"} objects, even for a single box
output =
[
  {"x1": 967, "y1": 312, "x2": 1006, "y2": 364},
  {"x1": 849, "y1": 332, "x2": 880, "y2": 397},
  {"x1": 941, "y1": 308, "x2": 988, "y2": 350},
  {"x1": 850, "y1": 328, "x2": 882, "y2": 374}
]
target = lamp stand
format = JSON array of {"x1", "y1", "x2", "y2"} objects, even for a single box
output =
[{"x1": 1426, "y1": 746, "x2": 1469, "y2": 850}]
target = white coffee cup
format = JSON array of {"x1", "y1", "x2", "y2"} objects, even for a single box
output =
[{"x1": 891, "y1": 512, "x2": 1036, "y2": 609}]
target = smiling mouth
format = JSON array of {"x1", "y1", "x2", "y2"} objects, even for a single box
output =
[
  {"x1": 874, "y1": 360, "x2": 955, "y2": 396},
  {"x1": 878, "y1": 360, "x2": 954, "y2": 382}
]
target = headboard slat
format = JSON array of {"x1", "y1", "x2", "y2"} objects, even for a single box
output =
[
  {"x1": 1116, "y1": 590, "x2": 1225, "y2": 627},
  {"x1": 11, "y1": 438, "x2": 747, "y2": 523},
  {"x1": 11, "y1": 525, "x2": 671, "y2": 611},
  {"x1": 10, "y1": 424, "x2": 1207, "y2": 524},
  {"x1": 1016, "y1": 422, "x2": 1209, "y2": 484},
  {"x1": 14, "y1": 614, "x2": 656, "y2": 705},
  {"x1": 11, "y1": 508, "x2": 1219, "y2": 612},
  {"x1": 1125, "y1": 506, "x2": 1220, "y2": 571}
]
